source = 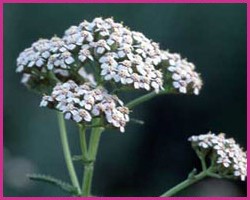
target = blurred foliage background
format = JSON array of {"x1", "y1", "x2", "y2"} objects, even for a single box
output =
[{"x1": 4, "y1": 3, "x2": 246, "y2": 197}]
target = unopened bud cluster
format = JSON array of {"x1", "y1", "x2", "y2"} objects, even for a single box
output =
[
  {"x1": 16, "y1": 17, "x2": 202, "y2": 95},
  {"x1": 188, "y1": 132, "x2": 247, "y2": 181},
  {"x1": 40, "y1": 80, "x2": 129, "y2": 132}
]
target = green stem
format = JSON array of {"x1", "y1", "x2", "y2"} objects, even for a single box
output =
[
  {"x1": 160, "y1": 170, "x2": 208, "y2": 197},
  {"x1": 57, "y1": 112, "x2": 81, "y2": 195},
  {"x1": 79, "y1": 124, "x2": 93, "y2": 197},
  {"x1": 82, "y1": 163, "x2": 94, "y2": 197},
  {"x1": 81, "y1": 118, "x2": 104, "y2": 196},
  {"x1": 88, "y1": 119, "x2": 104, "y2": 159},
  {"x1": 126, "y1": 90, "x2": 166, "y2": 109},
  {"x1": 200, "y1": 156, "x2": 207, "y2": 171},
  {"x1": 195, "y1": 149, "x2": 207, "y2": 171},
  {"x1": 48, "y1": 71, "x2": 60, "y2": 83},
  {"x1": 79, "y1": 125, "x2": 88, "y2": 161}
]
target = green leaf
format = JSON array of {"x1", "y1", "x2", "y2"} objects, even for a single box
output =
[{"x1": 27, "y1": 173, "x2": 79, "y2": 195}]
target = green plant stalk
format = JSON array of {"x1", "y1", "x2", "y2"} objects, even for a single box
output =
[
  {"x1": 79, "y1": 125, "x2": 88, "y2": 161},
  {"x1": 79, "y1": 124, "x2": 92, "y2": 196},
  {"x1": 82, "y1": 163, "x2": 94, "y2": 197},
  {"x1": 57, "y1": 112, "x2": 81, "y2": 195},
  {"x1": 195, "y1": 149, "x2": 207, "y2": 171},
  {"x1": 81, "y1": 118, "x2": 104, "y2": 196},
  {"x1": 88, "y1": 119, "x2": 104, "y2": 159},
  {"x1": 200, "y1": 156, "x2": 207, "y2": 171},
  {"x1": 159, "y1": 165, "x2": 221, "y2": 197},
  {"x1": 160, "y1": 170, "x2": 208, "y2": 197},
  {"x1": 126, "y1": 90, "x2": 167, "y2": 109}
]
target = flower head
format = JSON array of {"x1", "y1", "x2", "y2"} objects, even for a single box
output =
[
  {"x1": 188, "y1": 132, "x2": 247, "y2": 181},
  {"x1": 40, "y1": 80, "x2": 129, "y2": 132},
  {"x1": 16, "y1": 17, "x2": 202, "y2": 96},
  {"x1": 16, "y1": 37, "x2": 76, "y2": 92},
  {"x1": 71, "y1": 17, "x2": 165, "y2": 92}
]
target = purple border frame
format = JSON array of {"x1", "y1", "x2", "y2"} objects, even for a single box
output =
[{"x1": 0, "y1": 1, "x2": 248, "y2": 199}]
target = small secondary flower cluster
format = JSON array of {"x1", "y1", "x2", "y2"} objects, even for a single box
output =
[
  {"x1": 16, "y1": 17, "x2": 202, "y2": 95},
  {"x1": 188, "y1": 132, "x2": 247, "y2": 181},
  {"x1": 40, "y1": 80, "x2": 129, "y2": 132}
]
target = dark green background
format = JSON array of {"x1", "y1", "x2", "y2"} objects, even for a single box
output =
[{"x1": 4, "y1": 3, "x2": 246, "y2": 197}]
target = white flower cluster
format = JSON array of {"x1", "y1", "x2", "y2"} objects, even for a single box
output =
[
  {"x1": 16, "y1": 37, "x2": 74, "y2": 72},
  {"x1": 40, "y1": 80, "x2": 129, "y2": 132},
  {"x1": 16, "y1": 17, "x2": 202, "y2": 95},
  {"x1": 188, "y1": 132, "x2": 247, "y2": 181},
  {"x1": 62, "y1": 17, "x2": 164, "y2": 92},
  {"x1": 16, "y1": 37, "x2": 75, "y2": 86},
  {"x1": 162, "y1": 51, "x2": 202, "y2": 95}
]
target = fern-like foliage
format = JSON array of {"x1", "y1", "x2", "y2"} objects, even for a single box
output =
[{"x1": 27, "y1": 173, "x2": 79, "y2": 196}]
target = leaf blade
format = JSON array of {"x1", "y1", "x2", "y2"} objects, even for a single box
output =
[{"x1": 27, "y1": 173, "x2": 79, "y2": 195}]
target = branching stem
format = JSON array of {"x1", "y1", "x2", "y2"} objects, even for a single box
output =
[{"x1": 160, "y1": 170, "x2": 208, "y2": 197}]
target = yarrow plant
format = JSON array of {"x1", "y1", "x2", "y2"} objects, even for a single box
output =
[
  {"x1": 16, "y1": 17, "x2": 246, "y2": 196},
  {"x1": 189, "y1": 132, "x2": 247, "y2": 181},
  {"x1": 160, "y1": 132, "x2": 247, "y2": 197}
]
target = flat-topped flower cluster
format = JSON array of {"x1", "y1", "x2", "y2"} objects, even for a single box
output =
[
  {"x1": 40, "y1": 80, "x2": 129, "y2": 132},
  {"x1": 188, "y1": 132, "x2": 247, "y2": 181},
  {"x1": 16, "y1": 17, "x2": 202, "y2": 95}
]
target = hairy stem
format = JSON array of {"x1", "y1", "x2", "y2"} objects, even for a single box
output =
[
  {"x1": 160, "y1": 170, "x2": 208, "y2": 197},
  {"x1": 81, "y1": 118, "x2": 104, "y2": 196},
  {"x1": 79, "y1": 125, "x2": 88, "y2": 161},
  {"x1": 82, "y1": 163, "x2": 94, "y2": 196},
  {"x1": 200, "y1": 156, "x2": 207, "y2": 171},
  {"x1": 79, "y1": 125, "x2": 92, "y2": 196},
  {"x1": 57, "y1": 112, "x2": 81, "y2": 195},
  {"x1": 126, "y1": 90, "x2": 166, "y2": 109},
  {"x1": 88, "y1": 119, "x2": 104, "y2": 159},
  {"x1": 160, "y1": 165, "x2": 218, "y2": 197}
]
